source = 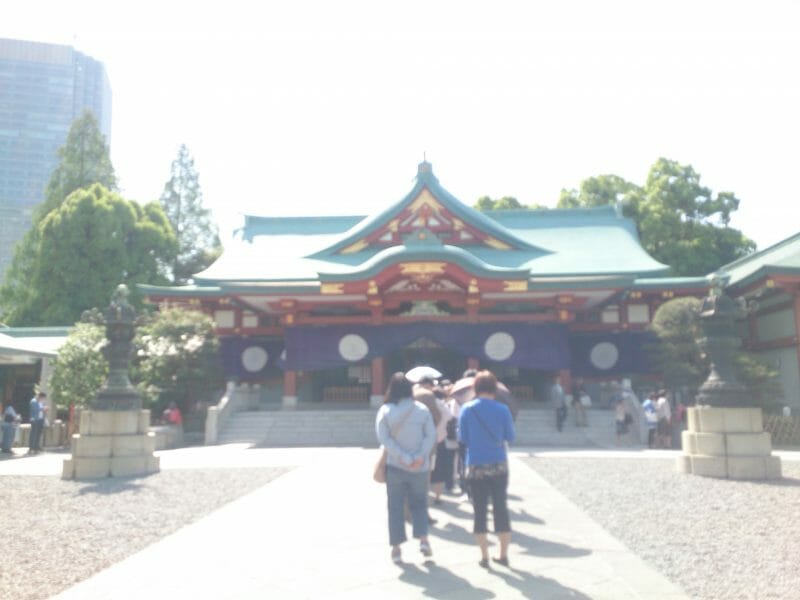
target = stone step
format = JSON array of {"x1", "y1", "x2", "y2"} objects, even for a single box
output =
[{"x1": 217, "y1": 408, "x2": 624, "y2": 447}]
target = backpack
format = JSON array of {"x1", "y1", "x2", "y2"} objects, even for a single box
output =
[{"x1": 445, "y1": 417, "x2": 457, "y2": 441}]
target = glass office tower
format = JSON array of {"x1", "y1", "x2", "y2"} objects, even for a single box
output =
[{"x1": 0, "y1": 38, "x2": 112, "y2": 278}]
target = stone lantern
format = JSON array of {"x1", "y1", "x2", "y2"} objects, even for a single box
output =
[
  {"x1": 677, "y1": 276, "x2": 781, "y2": 479},
  {"x1": 63, "y1": 285, "x2": 160, "y2": 479}
]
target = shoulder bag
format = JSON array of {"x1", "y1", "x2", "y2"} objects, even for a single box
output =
[{"x1": 373, "y1": 403, "x2": 415, "y2": 483}]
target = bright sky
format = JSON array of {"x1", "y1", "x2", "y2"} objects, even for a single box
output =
[{"x1": 4, "y1": 0, "x2": 800, "y2": 251}]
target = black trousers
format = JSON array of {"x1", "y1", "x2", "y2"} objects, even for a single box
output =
[{"x1": 470, "y1": 472, "x2": 511, "y2": 534}]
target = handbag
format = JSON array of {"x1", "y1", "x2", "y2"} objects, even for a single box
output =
[
  {"x1": 373, "y1": 403, "x2": 415, "y2": 483},
  {"x1": 373, "y1": 449, "x2": 389, "y2": 483}
]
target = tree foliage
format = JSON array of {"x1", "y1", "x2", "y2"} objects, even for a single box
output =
[
  {"x1": 648, "y1": 297, "x2": 708, "y2": 392},
  {"x1": 474, "y1": 195, "x2": 548, "y2": 211},
  {"x1": 49, "y1": 323, "x2": 107, "y2": 411},
  {"x1": 160, "y1": 145, "x2": 221, "y2": 284},
  {"x1": 49, "y1": 308, "x2": 223, "y2": 422},
  {"x1": 1, "y1": 111, "x2": 118, "y2": 324},
  {"x1": 557, "y1": 158, "x2": 755, "y2": 276},
  {"x1": 36, "y1": 110, "x2": 117, "y2": 222},
  {"x1": 5, "y1": 185, "x2": 176, "y2": 325},
  {"x1": 133, "y1": 307, "x2": 223, "y2": 425}
]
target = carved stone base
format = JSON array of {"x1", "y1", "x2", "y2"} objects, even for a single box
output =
[
  {"x1": 677, "y1": 406, "x2": 782, "y2": 480},
  {"x1": 62, "y1": 409, "x2": 160, "y2": 480}
]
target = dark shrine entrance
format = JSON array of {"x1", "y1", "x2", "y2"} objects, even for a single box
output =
[{"x1": 385, "y1": 337, "x2": 466, "y2": 383}]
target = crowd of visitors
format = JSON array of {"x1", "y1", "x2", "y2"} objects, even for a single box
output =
[
  {"x1": 374, "y1": 369, "x2": 690, "y2": 565},
  {"x1": 375, "y1": 367, "x2": 515, "y2": 567}
]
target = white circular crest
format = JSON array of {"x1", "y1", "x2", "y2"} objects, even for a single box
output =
[
  {"x1": 484, "y1": 332, "x2": 515, "y2": 361},
  {"x1": 589, "y1": 342, "x2": 619, "y2": 370},
  {"x1": 241, "y1": 346, "x2": 269, "y2": 372},
  {"x1": 338, "y1": 334, "x2": 369, "y2": 361}
]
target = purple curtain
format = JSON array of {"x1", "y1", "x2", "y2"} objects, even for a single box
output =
[
  {"x1": 568, "y1": 331, "x2": 656, "y2": 377},
  {"x1": 282, "y1": 322, "x2": 569, "y2": 371}
]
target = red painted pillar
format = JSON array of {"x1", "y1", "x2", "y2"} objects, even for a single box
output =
[
  {"x1": 282, "y1": 370, "x2": 298, "y2": 409},
  {"x1": 371, "y1": 357, "x2": 385, "y2": 398}
]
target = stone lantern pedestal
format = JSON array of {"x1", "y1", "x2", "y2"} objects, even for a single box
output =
[
  {"x1": 677, "y1": 406, "x2": 781, "y2": 480},
  {"x1": 62, "y1": 410, "x2": 159, "y2": 479}
]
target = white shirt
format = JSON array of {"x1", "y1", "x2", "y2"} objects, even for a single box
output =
[{"x1": 657, "y1": 396, "x2": 671, "y2": 420}]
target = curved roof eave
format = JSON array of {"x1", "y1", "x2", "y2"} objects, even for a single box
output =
[{"x1": 317, "y1": 243, "x2": 531, "y2": 282}]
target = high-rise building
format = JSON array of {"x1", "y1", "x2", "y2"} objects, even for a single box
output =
[{"x1": 0, "y1": 38, "x2": 112, "y2": 278}]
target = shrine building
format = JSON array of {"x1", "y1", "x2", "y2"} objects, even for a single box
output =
[{"x1": 139, "y1": 161, "x2": 800, "y2": 411}]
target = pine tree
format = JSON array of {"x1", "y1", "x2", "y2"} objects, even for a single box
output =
[{"x1": 160, "y1": 145, "x2": 221, "y2": 284}]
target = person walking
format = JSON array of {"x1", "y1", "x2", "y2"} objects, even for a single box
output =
[
  {"x1": 376, "y1": 372, "x2": 437, "y2": 564},
  {"x1": 28, "y1": 392, "x2": 47, "y2": 454},
  {"x1": 429, "y1": 387, "x2": 456, "y2": 505},
  {"x1": 614, "y1": 397, "x2": 632, "y2": 446},
  {"x1": 571, "y1": 377, "x2": 589, "y2": 427},
  {"x1": 642, "y1": 392, "x2": 659, "y2": 448},
  {"x1": 459, "y1": 370, "x2": 515, "y2": 568},
  {"x1": 550, "y1": 376, "x2": 567, "y2": 432},
  {"x1": 2, "y1": 401, "x2": 20, "y2": 454},
  {"x1": 656, "y1": 390, "x2": 672, "y2": 449}
]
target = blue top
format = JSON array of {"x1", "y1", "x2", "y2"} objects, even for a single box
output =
[
  {"x1": 459, "y1": 397, "x2": 515, "y2": 466},
  {"x1": 376, "y1": 398, "x2": 436, "y2": 472},
  {"x1": 29, "y1": 397, "x2": 43, "y2": 421}
]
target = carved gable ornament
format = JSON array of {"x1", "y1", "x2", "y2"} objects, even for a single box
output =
[{"x1": 338, "y1": 187, "x2": 515, "y2": 254}]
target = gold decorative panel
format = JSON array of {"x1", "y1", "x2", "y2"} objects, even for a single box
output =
[
  {"x1": 503, "y1": 280, "x2": 527, "y2": 292},
  {"x1": 320, "y1": 283, "x2": 344, "y2": 295},
  {"x1": 484, "y1": 236, "x2": 512, "y2": 250},
  {"x1": 340, "y1": 239, "x2": 368, "y2": 254}
]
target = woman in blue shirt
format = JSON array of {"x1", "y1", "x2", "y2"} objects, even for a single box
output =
[
  {"x1": 459, "y1": 370, "x2": 515, "y2": 568},
  {"x1": 376, "y1": 372, "x2": 436, "y2": 564}
]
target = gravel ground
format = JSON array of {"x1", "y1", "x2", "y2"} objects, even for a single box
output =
[
  {"x1": 523, "y1": 456, "x2": 800, "y2": 600},
  {"x1": 1, "y1": 467, "x2": 290, "y2": 600}
]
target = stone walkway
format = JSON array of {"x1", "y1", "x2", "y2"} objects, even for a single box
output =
[{"x1": 4, "y1": 445, "x2": 692, "y2": 599}]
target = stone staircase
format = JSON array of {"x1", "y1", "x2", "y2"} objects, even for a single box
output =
[{"x1": 216, "y1": 406, "x2": 624, "y2": 448}]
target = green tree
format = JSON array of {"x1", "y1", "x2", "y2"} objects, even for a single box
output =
[
  {"x1": 133, "y1": 307, "x2": 223, "y2": 429},
  {"x1": 557, "y1": 158, "x2": 755, "y2": 276},
  {"x1": 36, "y1": 110, "x2": 117, "y2": 221},
  {"x1": 558, "y1": 174, "x2": 638, "y2": 209},
  {"x1": 648, "y1": 297, "x2": 708, "y2": 392},
  {"x1": 160, "y1": 145, "x2": 221, "y2": 284},
  {"x1": 649, "y1": 297, "x2": 782, "y2": 408},
  {"x1": 474, "y1": 195, "x2": 547, "y2": 211},
  {"x1": 1, "y1": 111, "x2": 117, "y2": 324},
  {"x1": 10, "y1": 184, "x2": 176, "y2": 325},
  {"x1": 49, "y1": 323, "x2": 107, "y2": 411}
]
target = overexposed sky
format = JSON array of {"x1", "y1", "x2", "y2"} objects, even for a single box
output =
[{"x1": 3, "y1": 0, "x2": 800, "y2": 250}]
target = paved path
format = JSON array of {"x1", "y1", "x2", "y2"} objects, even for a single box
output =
[{"x1": 4, "y1": 445, "x2": 692, "y2": 600}]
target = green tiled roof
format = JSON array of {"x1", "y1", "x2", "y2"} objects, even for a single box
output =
[
  {"x1": 719, "y1": 232, "x2": 800, "y2": 292},
  {"x1": 188, "y1": 163, "x2": 668, "y2": 291},
  {"x1": 149, "y1": 163, "x2": 673, "y2": 293}
]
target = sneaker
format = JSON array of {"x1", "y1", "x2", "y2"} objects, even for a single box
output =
[
  {"x1": 391, "y1": 548, "x2": 402, "y2": 564},
  {"x1": 420, "y1": 541, "x2": 433, "y2": 557}
]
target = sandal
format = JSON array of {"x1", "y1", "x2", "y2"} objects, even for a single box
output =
[
  {"x1": 492, "y1": 556, "x2": 509, "y2": 567},
  {"x1": 479, "y1": 558, "x2": 490, "y2": 568},
  {"x1": 420, "y1": 541, "x2": 433, "y2": 557}
]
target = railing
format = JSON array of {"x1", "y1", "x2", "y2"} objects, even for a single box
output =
[
  {"x1": 322, "y1": 386, "x2": 369, "y2": 403},
  {"x1": 205, "y1": 382, "x2": 261, "y2": 445},
  {"x1": 764, "y1": 414, "x2": 800, "y2": 446}
]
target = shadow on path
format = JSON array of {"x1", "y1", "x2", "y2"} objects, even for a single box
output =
[
  {"x1": 399, "y1": 561, "x2": 494, "y2": 599},
  {"x1": 489, "y1": 564, "x2": 593, "y2": 599}
]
